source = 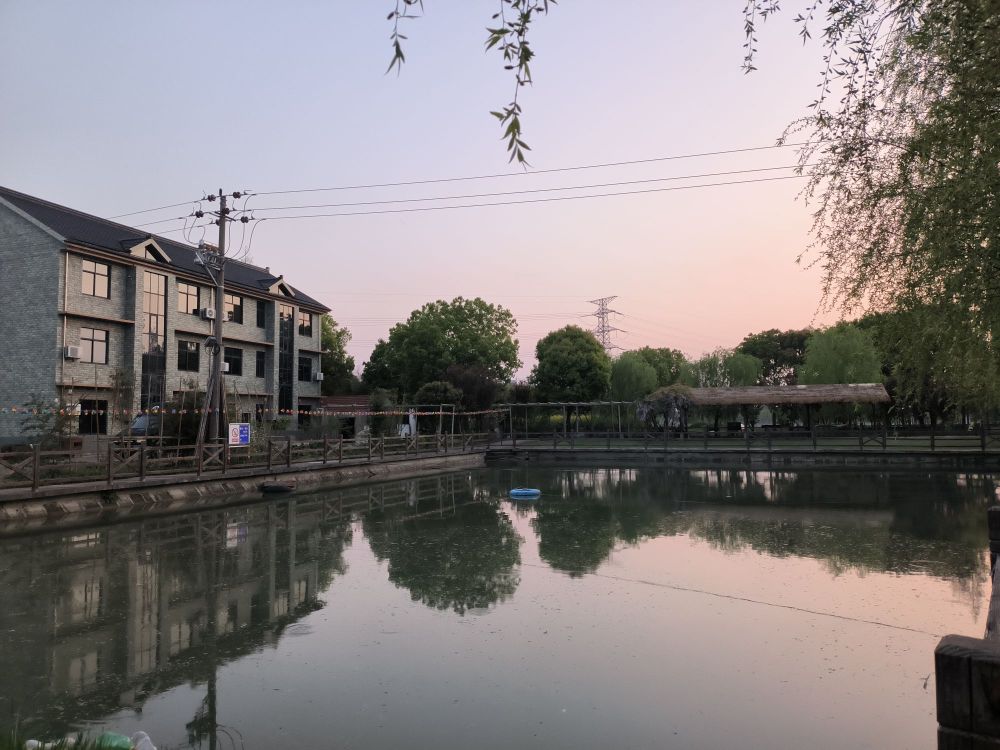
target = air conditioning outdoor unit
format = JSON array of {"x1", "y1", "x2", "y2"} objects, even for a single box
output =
[
  {"x1": 221, "y1": 362, "x2": 230, "y2": 373},
  {"x1": 64, "y1": 345, "x2": 81, "y2": 360},
  {"x1": 314, "y1": 372, "x2": 324, "y2": 382},
  {"x1": 201, "y1": 307, "x2": 217, "y2": 321}
]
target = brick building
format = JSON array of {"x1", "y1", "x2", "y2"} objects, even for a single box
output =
[{"x1": 0, "y1": 186, "x2": 330, "y2": 443}]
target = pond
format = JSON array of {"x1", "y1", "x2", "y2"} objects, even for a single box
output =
[{"x1": 0, "y1": 466, "x2": 995, "y2": 749}]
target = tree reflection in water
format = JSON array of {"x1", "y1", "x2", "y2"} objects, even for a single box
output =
[
  {"x1": 496, "y1": 466, "x2": 995, "y2": 591},
  {"x1": 364, "y1": 500, "x2": 522, "y2": 615}
]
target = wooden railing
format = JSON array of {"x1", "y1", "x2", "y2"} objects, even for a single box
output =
[
  {"x1": 0, "y1": 433, "x2": 495, "y2": 495},
  {"x1": 494, "y1": 426, "x2": 1000, "y2": 456}
]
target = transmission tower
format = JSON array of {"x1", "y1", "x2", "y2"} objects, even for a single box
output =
[{"x1": 588, "y1": 296, "x2": 623, "y2": 352}]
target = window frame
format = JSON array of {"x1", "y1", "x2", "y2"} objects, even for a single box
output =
[
  {"x1": 224, "y1": 293, "x2": 244, "y2": 324},
  {"x1": 178, "y1": 282, "x2": 200, "y2": 316},
  {"x1": 297, "y1": 310, "x2": 313, "y2": 337},
  {"x1": 255, "y1": 350, "x2": 266, "y2": 378},
  {"x1": 256, "y1": 299, "x2": 267, "y2": 328},
  {"x1": 81, "y1": 259, "x2": 110, "y2": 298},
  {"x1": 177, "y1": 340, "x2": 200, "y2": 372},
  {"x1": 224, "y1": 347, "x2": 243, "y2": 376},
  {"x1": 297, "y1": 355, "x2": 312, "y2": 382},
  {"x1": 80, "y1": 327, "x2": 109, "y2": 364}
]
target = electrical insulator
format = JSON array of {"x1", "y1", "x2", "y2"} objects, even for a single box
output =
[{"x1": 240, "y1": 215, "x2": 250, "y2": 223}]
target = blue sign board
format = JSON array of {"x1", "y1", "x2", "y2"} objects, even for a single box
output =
[{"x1": 228, "y1": 422, "x2": 251, "y2": 446}]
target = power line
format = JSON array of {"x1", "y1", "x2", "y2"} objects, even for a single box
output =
[
  {"x1": 108, "y1": 200, "x2": 197, "y2": 219},
  {"x1": 246, "y1": 165, "x2": 802, "y2": 212},
  {"x1": 254, "y1": 142, "x2": 807, "y2": 196},
  {"x1": 246, "y1": 175, "x2": 805, "y2": 222}
]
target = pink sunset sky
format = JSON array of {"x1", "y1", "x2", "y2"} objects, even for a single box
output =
[{"x1": 0, "y1": 1, "x2": 839, "y2": 378}]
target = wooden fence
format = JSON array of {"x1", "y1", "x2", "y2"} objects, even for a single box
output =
[{"x1": 0, "y1": 433, "x2": 495, "y2": 495}]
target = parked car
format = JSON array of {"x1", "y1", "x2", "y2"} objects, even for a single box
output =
[{"x1": 125, "y1": 413, "x2": 162, "y2": 440}]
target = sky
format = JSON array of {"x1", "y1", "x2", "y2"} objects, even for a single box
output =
[{"x1": 0, "y1": 1, "x2": 839, "y2": 377}]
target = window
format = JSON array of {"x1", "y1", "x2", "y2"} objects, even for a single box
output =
[
  {"x1": 81, "y1": 260, "x2": 110, "y2": 298},
  {"x1": 224, "y1": 293, "x2": 243, "y2": 324},
  {"x1": 256, "y1": 350, "x2": 266, "y2": 378},
  {"x1": 298, "y1": 405, "x2": 312, "y2": 428},
  {"x1": 256, "y1": 300, "x2": 267, "y2": 328},
  {"x1": 178, "y1": 282, "x2": 200, "y2": 315},
  {"x1": 224, "y1": 347, "x2": 243, "y2": 376},
  {"x1": 298, "y1": 356, "x2": 312, "y2": 382},
  {"x1": 177, "y1": 341, "x2": 200, "y2": 372},
  {"x1": 298, "y1": 311, "x2": 313, "y2": 337},
  {"x1": 80, "y1": 327, "x2": 108, "y2": 364}
]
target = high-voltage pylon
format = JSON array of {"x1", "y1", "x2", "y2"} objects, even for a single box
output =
[{"x1": 588, "y1": 296, "x2": 623, "y2": 351}]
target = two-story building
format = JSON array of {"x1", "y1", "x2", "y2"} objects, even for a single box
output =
[{"x1": 0, "y1": 186, "x2": 331, "y2": 443}]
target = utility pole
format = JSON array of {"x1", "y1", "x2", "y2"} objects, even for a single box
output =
[
  {"x1": 208, "y1": 191, "x2": 227, "y2": 443},
  {"x1": 588, "y1": 296, "x2": 623, "y2": 352},
  {"x1": 196, "y1": 190, "x2": 245, "y2": 445}
]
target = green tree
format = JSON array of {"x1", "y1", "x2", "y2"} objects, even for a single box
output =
[
  {"x1": 320, "y1": 315, "x2": 355, "y2": 396},
  {"x1": 633, "y1": 346, "x2": 688, "y2": 387},
  {"x1": 20, "y1": 394, "x2": 74, "y2": 449},
  {"x1": 799, "y1": 324, "x2": 882, "y2": 386},
  {"x1": 610, "y1": 352, "x2": 658, "y2": 401},
  {"x1": 744, "y1": 2, "x2": 1000, "y2": 408},
  {"x1": 361, "y1": 297, "x2": 520, "y2": 399},
  {"x1": 737, "y1": 329, "x2": 812, "y2": 386},
  {"x1": 444, "y1": 364, "x2": 501, "y2": 410},
  {"x1": 531, "y1": 326, "x2": 611, "y2": 401},
  {"x1": 413, "y1": 380, "x2": 463, "y2": 407}
]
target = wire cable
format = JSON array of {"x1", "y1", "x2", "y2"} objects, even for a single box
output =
[
  {"x1": 254, "y1": 142, "x2": 808, "y2": 196},
  {"x1": 249, "y1": 175, "x2": 805, "y2": 221},
  {"x1": 246, "y1": 164, "x2": 803, "y2": 212},
  {"x1": 108, "y1": 201, "x2": 197, "y2": 219}
]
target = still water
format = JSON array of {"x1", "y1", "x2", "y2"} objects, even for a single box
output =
[{"x1": 0, "y1": 467, "x2": 995, "y2": 749}]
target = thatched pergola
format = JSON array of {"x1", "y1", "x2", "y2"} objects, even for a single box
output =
[{"x1": 687, "y1": 383, "x2": 890, "y2": 406}]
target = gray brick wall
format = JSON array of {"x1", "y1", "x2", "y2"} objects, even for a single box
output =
[
  {"x1": 0, "y1": 210, "x2": 330, "y2": 442},
  {"x1": 0, "y1": 204, "x2": 62, "y2": 443}
]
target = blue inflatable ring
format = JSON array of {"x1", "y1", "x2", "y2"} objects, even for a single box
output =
[{"x1": 509, "y1": 488, "x2": 541, "y2": 500}]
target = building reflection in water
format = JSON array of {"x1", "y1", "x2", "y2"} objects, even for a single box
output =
[{"x1": 0, "y1": 472, "x2": 476, "y2": 744}]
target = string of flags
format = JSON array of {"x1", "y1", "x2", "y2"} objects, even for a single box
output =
[{"x1": 1, "y1": 406, "x2": 511, "y2": 418}]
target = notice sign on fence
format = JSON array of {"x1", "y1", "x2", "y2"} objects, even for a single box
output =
[{"x1": 228, "y1": 423, "x2": 251, "y2": 446}]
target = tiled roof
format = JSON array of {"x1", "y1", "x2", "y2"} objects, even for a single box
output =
[{"x1": 0, "y1": 186, "x2": 329, "y2": 311}]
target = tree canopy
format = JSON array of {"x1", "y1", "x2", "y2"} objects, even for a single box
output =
[
  {"x1": 531, "y1": 325, "x2": 611, "y2": 401},
  {"x1": 632, "y1": 346, "x2": 687, "y2": 387},
  {"x1": 609, "y1": 352, "x2": 658, "y2": 401},
  {"x1": 737, "y1": 329, "x2": 812, "y2": 386},
  {"x1": 362, "y1": 297, "x2": 520, "y2": 399},
  {"x1": 685, "y1": 348, "x2": 763, "y2": 388},
  {"x1": 799, "y1": 324, "x2": 881, "y2": 385},
  {"x1": 320, "y1": 315, "x2": 356, "y2": 396}
]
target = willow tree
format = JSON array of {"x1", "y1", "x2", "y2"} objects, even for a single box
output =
[{"x1": 745, "y1": 1, "x2": 1000, "y2": 407}]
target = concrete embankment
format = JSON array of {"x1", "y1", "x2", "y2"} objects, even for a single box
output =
[
  {"x1": 0, "y1": 451, "x2": 485, "y2": 532},
  {"x1": 487, "y1": 446, "x2": 1000, "y2": 471}
]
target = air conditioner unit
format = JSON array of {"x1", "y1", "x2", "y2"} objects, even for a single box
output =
[
  {"x1": 64, "y1": 345, "x2": 81, "y2": 360},
  {"x1": 201, "y1": 307, "x2": 217, "y2": 321},
  {"x1": 221, "y1": 362, "x2": 230, "y2": 373},
  {"x1": 314, "y1": 372, "x2": 324, "y2": 382}
]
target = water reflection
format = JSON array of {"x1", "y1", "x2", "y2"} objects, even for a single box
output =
[
  {"x1": 0, "y1": 467, "x2": 994, "y2": 748},
  {"x1": 364, "y1": 496, "x2": 521, "y2": 615},
  {"x1": 0, "y1": 473, "x2": 477, "y2": 742},
  {"x1": 494, "y1": 467, "x2": 995, "y2": 584}
]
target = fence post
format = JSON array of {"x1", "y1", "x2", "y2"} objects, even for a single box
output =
[
  {"x1": 930, "y1": 419, "x2": 936, "y2": 452},
  {"x1": 368, "y1": 437, "x2": 373, "y2": 462},
  {"x1": 267, "y1": 438, "x2": 273, "y2": 471},
  {"x1": 982, "y1": 416, "x2": 988, "y2": 454},
  {"x1": 197, "y1": 444, "x2": 203, "y2": 477},
  {"x1": 139, "y1": 444, "x2": 146, "y2": 481},
  {"x1": 553, "y1": 431, "x2": 557, "y2": 450},
  {"x1": 882, "y1": 417, "x2": 888, "y2": 452},
  {"x1": 322, "y1": 435, "x2": 328, "y2": 464},
  {"x1": 32, "y1": 443, "x2": 40, "y2": 493},
  {"x1": 989, "y1": 507, "x2": 1000, "y2": 575},
  {"x1": 222, "y1": 441, "x2": 229, "y2": 475},
  {"x1": 380, "y1": 438, "x2": 385, "y2": 461},
  {"x1": 859, "y1": 430, "x2": 864, "y2": 451},
  {"x1": 107, "y1": 441, "x2": 114, "y2": 486},
  {"x1": 339, "y1": 436, "x2": 344, "y2": 462},
  {"x1": 704, "y1": 424, "x2": 709, "y2": 451},
  {"x1": 510, "y1": 408, "x2": 517, "y2": 448},
  {"x1": 810, "y1": 424, "x2": 817, "y2": 452},
  {"x1": 286, "y1": 435, "x2": 292, "y2": 468}
]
